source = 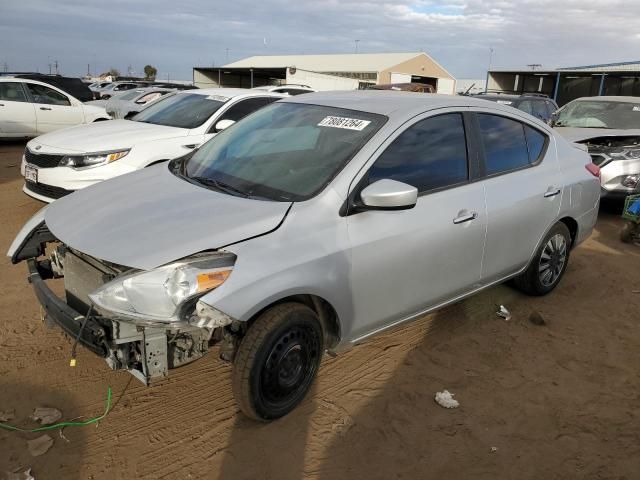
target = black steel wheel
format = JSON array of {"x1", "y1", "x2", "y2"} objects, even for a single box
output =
[
  {"x1": 232, "y1": 303, "x2": 323, "y2": 421},
  {"x1": 514, "y1": 222, "x2": 571, "y2": 296}
]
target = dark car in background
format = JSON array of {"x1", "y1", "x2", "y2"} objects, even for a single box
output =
[{"x1": 474, "y1": 93, "x2": 558, "y2": 123}]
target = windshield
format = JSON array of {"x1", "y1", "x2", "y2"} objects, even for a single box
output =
[
  {"x1": 182, "y1": 102, "x2": 386, "y2": 201},
  {"x1": 132, "y1": 93, "x2": 226, "y2": 129},
  {"x1": 556, "y1": 100, "x2": 640, "y2": 129}
]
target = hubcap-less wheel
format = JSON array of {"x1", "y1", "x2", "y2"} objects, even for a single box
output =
[
  {"x1": 538, "y1": 233, "x2": 567, "y2": 287},
  {"x1": 260, "y1": 324, "x2": 320, "y2": 407},
  {"x1": 232, "y1": 303, "x2": 324, "y2": 421}
]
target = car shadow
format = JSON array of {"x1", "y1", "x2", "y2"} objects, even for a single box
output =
[{"x1": 0, "y1": 381, "x2": 87, "y2": 479}]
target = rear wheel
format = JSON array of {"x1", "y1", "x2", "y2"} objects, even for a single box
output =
[
  {"x1": 514, "y1": 222, "x2": 571, "y2": 296},
  {"x1": 232, "y1": 303, "x2": 323, "y2": 421}
]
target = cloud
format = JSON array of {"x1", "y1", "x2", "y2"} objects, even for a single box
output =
[{"x1": 1, "y1": 0, "x2": 639, "y2": 80}]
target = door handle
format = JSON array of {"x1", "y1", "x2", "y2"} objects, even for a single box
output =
[
  {"x1": 544, "y1": 188, "x2": 561, "y2": 198},
  {"x1": 39, "y1": 107, "x2": 52, "y2": 111},
  {"x1": 453, "y1": 211, "x2": 478, "y2": 224},
  {"x1": 182, "y1": 144, "x2": 200, "y2": 149}
]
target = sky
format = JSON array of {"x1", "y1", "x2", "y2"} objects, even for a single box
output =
[{"x1": 2, "y1": 0, "x2": 640, "y2": 81}]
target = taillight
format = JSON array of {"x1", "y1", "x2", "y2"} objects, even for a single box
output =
[{"x1": 585, "y1": 163, "x2": 600, "y2": 178}]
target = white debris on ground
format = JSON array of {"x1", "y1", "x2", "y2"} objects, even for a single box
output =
[
  {"x1": 5, "y1": 468, "x2": 35, "y2": 480},
  {"x1": 434, "y1": 390, "x2": 460, "y2": 409},
  {"x1": 490, "y1": 446, "x2": 498, "y2": 453},
  {"x1": 30, "y1": 407, "x2": 62, "y2": 425},
  {"x1": 27, "y1": 434, "x2": 54, "y2": 457},
  {"x1": 0, "y1": 410, "x2": 15, "y2": 422},
  {"x1": 496, "y1": 305, "x2": 512, "y2": 321}
]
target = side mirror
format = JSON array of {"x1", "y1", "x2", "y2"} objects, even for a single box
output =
[
  {"x1": 215, "y1": 119, "x2": 235, "y2": 132},
  {"x1": 359, "y1": 179, "x2": 418, "y2": 210}
]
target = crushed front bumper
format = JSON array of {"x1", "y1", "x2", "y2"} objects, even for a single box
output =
[{"x1": 27, "y1": 258, "x2": 109, "y2": 357}]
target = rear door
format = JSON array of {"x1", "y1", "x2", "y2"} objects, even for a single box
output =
[
  {"x1": 346, "y1": 110, "x2": 487, "y2": 340},
  {"x1": 0, "y1": 82, "x2": 37, "y2": 136},
  {"x1": 25, "y1": 83, "x2": 84, "y2": 134},
  {"x1": 471, "y1": 111, "x2": 561, "y2": 283}
]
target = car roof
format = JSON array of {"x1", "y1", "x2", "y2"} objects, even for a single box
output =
[
  {"x1": 281, "y1": 90, "x2": 523, "y2": 117},
  {"x1": 572, "y1": 95, "x2": 640, "y2": 104},
  {"x1": 181, "y1": 88, "x2": 285, "y2": 99}
]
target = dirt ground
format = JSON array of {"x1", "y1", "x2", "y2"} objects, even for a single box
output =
[{"x1": 1, "y1": 140, "x2": 639, "y2": 480}]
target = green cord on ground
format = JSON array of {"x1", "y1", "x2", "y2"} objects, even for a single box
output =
[{"x1": 0, "y1": 387, "x2": 112, "y2": 432}]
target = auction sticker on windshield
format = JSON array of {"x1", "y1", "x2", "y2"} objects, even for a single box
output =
[{"x1": 318, "y1": 116, "x2": 371, "y2": 131}]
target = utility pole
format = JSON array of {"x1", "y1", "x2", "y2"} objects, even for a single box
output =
[
  {"x1": 2, "y1": 62, "x2": 8, "y2": 73},
  {"x1": 87, "y1": 63, "x2": 90, "y2": 76},
  {"x1": 54, "y1": 60, "x2": 58, "y2": 75},
  {"x1": 484, "y1": 47, "x2": 494, "y2": 93},
  {"x1": 355, "y1": 39, "x2": 360, "y2": 53}
]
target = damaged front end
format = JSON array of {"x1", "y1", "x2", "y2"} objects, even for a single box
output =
[
  {"x1": 9, "y1": 214, "x2": 240, "y2": 385},
  {"x1": 578, "y1": 135, "x2": 640, "y2": 194}
]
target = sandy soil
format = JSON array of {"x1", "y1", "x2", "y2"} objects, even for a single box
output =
[{"x1": 1, "y1": 140, "x2": 639, "y2": 479}]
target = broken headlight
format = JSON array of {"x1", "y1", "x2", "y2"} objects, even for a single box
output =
[
  {"x1": 89, "y1": 253, "x2": 235, "y2": 323},
  {"x1": 59, "y1": 149, "x2": 130, "y2": 169}
]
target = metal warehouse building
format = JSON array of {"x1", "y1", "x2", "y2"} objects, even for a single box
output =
[
  {"x1": 193, "y1": 52, "x2": 456, "y2": 93},
  {"x1": 487, "y1": 61, "x2": 640, "y2": 106}
]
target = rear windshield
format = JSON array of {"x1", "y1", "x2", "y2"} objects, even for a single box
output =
[
  {"x1": 183, "y1": 102, "x2": 386, "y2": 201},
  {"x1": 132, "y1": 93, "x2": 227, "y2": 129}
]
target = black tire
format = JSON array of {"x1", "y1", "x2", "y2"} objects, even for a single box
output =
[
  {"x1": 514, "y1": 222, "x2": 571, "y2": 296},
  {"x1": 232, "y1": 303, "x2": 323, "y2": 421},
  {"x1": 620, "y1": 221, "x2": 636, "y2": 243}
]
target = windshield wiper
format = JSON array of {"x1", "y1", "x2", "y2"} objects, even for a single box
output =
[{"x1": 190, "y1": 176, "x2": 249, "y2": 198}]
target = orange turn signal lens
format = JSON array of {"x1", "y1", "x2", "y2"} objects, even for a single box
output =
[{"x1": 196, "y1": 270, "x2": 231, "y2": 292}]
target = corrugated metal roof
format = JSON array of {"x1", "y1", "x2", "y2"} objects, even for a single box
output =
[
  {"x1": 559, "y1": 61, "x2": 640, "y2": 72},
  {"x1": 223, "y1": 52, "x2": 426, "y2": 72}
]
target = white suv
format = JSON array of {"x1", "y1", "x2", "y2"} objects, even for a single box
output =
[
  {"x1": 21, "y1": 88, "x2": 284, "y2": 202},
  {"x1": 0, "y1": 78, "x2": 109, "y2": 139}
]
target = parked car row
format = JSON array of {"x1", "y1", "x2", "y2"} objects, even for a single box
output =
[{"x1": 9, "y1": 89, "x2": 600, "y2": 421}]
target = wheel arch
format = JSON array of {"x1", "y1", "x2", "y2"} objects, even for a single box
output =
[
  {"x1": 246, "y1": 294, "x2": 341, "y2": 350},
  {"x1": 558, "y1": 216, "x2": 578, "y2": 249}
]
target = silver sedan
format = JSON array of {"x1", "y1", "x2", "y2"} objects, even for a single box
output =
[
  {"x1": 9, "y1": 92, "x2": 600, "y2": 420},
  {"x1": 104, "y1": 87, "x2": 173, "y2": 119}
]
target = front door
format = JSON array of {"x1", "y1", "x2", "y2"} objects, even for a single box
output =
[
  {"x1": 346, "y1": 111, "x2": 487, "y2": 341},
  {"x1": 25, "y1": 83, "x2": 84, "y2": 134}
]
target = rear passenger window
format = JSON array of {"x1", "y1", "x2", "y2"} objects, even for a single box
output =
[
  {"x1": 368, "y1": 113, "x2": 468, "y2": 193},
  {"x1": 0, "y1": 82, "x2": 28, "y2": 103},
  {"x1": 524, "y1": 125, "x2": 547, "y2": 162},
  {"x1": 478, "y1": 114, "x2": 530, "y2": 175}
]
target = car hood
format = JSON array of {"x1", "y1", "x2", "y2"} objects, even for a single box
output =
[
  {"x1": 44, "y1": 165, "x2": 291, "y2": 270},
  {"x1": 555, "y1": 127, "x2": 640, "y2": 143},
  {"x1": 31, "y1": 119, "x2": 187, "y2": 154}
]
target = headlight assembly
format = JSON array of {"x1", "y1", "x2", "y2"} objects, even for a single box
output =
[
  {"x1": 89, "y1": 252, "x2": 235, "y2": 324},
  {"x1": 59, "y1": 149, "x2": 130, "y2": 169}
]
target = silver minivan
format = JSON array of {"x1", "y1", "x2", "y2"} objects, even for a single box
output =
[{"x1": 9, "y1": 92, "x2": 600, "y2": 420}]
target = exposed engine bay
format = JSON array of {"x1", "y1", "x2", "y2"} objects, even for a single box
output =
[
  {"x1": 576, "y1": 135, "x2": 640, "y2": 166},
  {"x1": 30, "y1": 240, "x2": 241, "y2": 385}
]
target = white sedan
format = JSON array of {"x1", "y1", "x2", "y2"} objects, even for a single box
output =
[
  {"x1": 0, "y1": 78, "x2": 110, "y2": 139},
  {"x1": 21, "y1": 89, "x2": 284, "y2": 202}
]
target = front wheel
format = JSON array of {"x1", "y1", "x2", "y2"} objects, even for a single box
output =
[
  {"x1": 232, "y1": 303, "x2": 323, "y2": 421},
  {"x1": 514, "y1": 222, "x2": 571, "y2": 296}
]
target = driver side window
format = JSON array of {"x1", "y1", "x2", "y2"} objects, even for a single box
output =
[
  {"x1": 26, "y1": 84, "x2": 71, "y2": 106},
  {"x1": 367, "y1": 113, "x2": 469, "y2": 194}
]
